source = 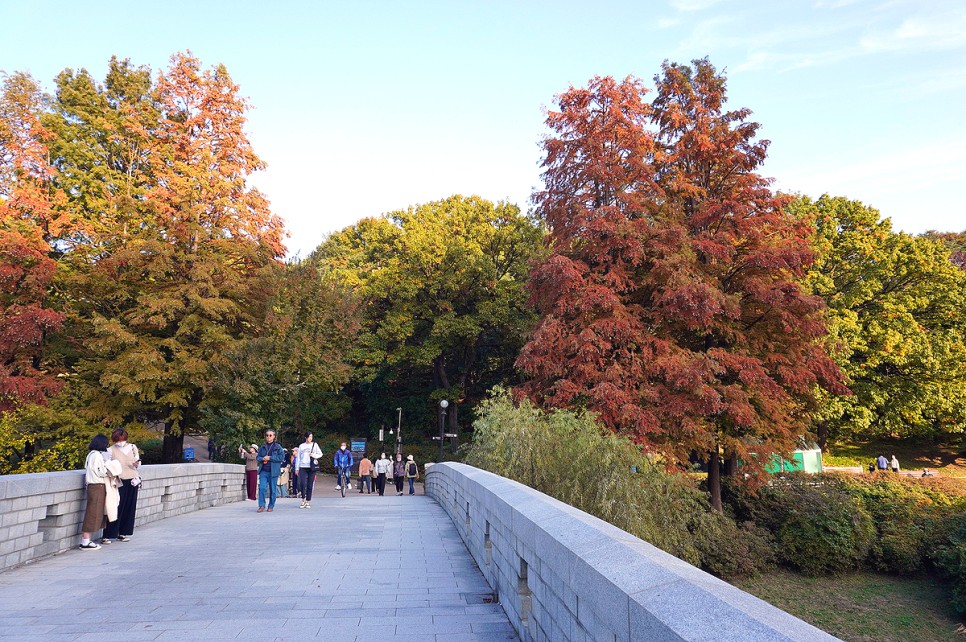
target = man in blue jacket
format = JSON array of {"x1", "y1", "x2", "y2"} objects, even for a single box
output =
[
  {"x1": 257, "y1": 430, "x2": 286, "y2": 512},
  {"x1": 334, "y1": 442, "x2": 354, "y2": 490}
]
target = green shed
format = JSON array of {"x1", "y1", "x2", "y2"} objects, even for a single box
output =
[{"x1": 764, "y1": 448, "x2": 824, "y2": 474}]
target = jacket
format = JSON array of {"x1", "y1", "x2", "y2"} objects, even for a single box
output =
[
  {"x1": 333, "y1": 448, "x2": 354, "y2": 470},
  {"x1": 393, "y1": 460, "x2": 406, "y2": 477},
  {"x1": 375, "y1": 457, "x2": 392, "y2": 475},
  {"x1": 257, "y1": 441, "x2": 286, "y2": 477}
]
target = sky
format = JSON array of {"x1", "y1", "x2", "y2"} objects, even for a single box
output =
[{"x1": 2, "y1": 0, "x2": 964, "y2": 257}]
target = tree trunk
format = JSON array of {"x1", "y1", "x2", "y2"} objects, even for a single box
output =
[
  {"x1": 162, "y1": 424, "x2": 184, "y2": 464},
  {"x1": 723, "y1": 453, "x2": 737, "y2": 477},
  {"x1": 708, "y1": 449, "x2": 723, "y2": 512},
  {"x1": 816, "y1": 421, "x2": 828, "y2": 451}
]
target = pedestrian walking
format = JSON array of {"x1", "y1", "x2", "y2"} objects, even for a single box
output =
[
  {"x1": 358, "y1": 453, "x2": 373, "y2": 494},
  {"x1": 405, "y1": 455, "x2": 419, "y2": 495},
  {"x1": 296, "y1": 432, "x2": 323, "y2": 508},
  {"x1": 375, "y1": 452, "x2": 391, "y2": 496},
  {"x1": 103, "y1": 429, "x2": 141, "y2": 543},
  {"x1": 876, "y1": 454, "x2": 888, "y2": 472},
  {"x1": 256, "y1": 430, "x2": 285, "y2": 512},
  {"x1": 239, "y1": 444, "x2": 259, "y2": 500},
  {"x1": 891, "y1": 455, "x2": 900, "y2": 473},
  {"x1": 393, "y1": 453, "x2": 406, "y2": 495}
]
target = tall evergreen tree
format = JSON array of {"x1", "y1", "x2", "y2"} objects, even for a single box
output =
[{"x1": 518, "y1": 60, "x2": 846, "y2": 509}]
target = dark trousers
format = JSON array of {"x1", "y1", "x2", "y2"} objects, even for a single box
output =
[
  {"x1": 377, "y1": 473, "x2": 387, "y2": 495},
  {"x1": 245, "y1": 469, "x2": 257, "y2": 500},
  {"x1": 394, "y1": 475, "x2": 404, "y2": 493},
  {"x1": 299, "y1": 469, "x2": 317, "y2": 501},
  {"x1": 104, "y1": 479, "x2": 139, "y2": 538},
  {"x1": 359, "y1": 476, "x2": 371, "y2": 493}
]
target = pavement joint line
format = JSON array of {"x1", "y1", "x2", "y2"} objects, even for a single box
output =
[{"x1": 0, "y1": 492, "x2": 518, "y2": 641}]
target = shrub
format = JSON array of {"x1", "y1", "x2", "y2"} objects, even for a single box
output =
[
  {"x1": 927, "y1": 510, "x2": 966, "y2": 614},
  {"x1": 728, "y1": 473, "x2": 874, "y2": 575},
  {"x1": 693, "y1": 513, "x2": 775, "y2": 578},
  {"x1": 464, "y1": 389, "x2": 773, "y2": 576}
]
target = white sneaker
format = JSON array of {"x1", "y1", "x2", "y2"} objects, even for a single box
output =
[
  {"x1": 348, "y1": 483, "x2": 352, "y2": 489},
  {"x1": 79, "y1": 542, "x2": 101, "y2": 550},
  {"x1": 335, "y1": 485, "x2": 341, "y2": 490},
  {"x1": 305, "y1": 503, "x2": 310, "y2": 509},
  {"x1": 300, "y1": 501, "x2": 306, "y2": 508}
]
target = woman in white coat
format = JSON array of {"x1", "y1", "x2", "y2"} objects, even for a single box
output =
[{"x1": 295, "y1": 432, "x2": 323, "y2": 508}]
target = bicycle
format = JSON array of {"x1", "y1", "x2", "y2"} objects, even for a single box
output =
[{"x1": 338, "y1": 466, "x2": 350, "y2": 498}]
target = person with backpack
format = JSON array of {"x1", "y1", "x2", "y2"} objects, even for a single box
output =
[
  {"x1": 405, "y1": 455, "x2": 419, "y2": 495},
  {"x1": 392, "y1": 453, "x2": 406, "y2": 496}
]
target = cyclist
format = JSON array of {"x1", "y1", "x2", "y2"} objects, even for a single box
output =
[{"x1": 333, "y1": 442, "x2": 354, "y2": 491}]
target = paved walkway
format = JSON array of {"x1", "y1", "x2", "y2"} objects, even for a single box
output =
[{"x1": 0, "y1": 486, "x2": 517, "y2": 641}]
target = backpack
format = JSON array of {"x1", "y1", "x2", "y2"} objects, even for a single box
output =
[{"x1": 408, "y1": 462, "x2": 417, "y2": 476}]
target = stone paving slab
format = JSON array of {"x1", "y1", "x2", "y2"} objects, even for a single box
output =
[{"x1": 0, "y1": 486, "x2": 517, "y2": 641}]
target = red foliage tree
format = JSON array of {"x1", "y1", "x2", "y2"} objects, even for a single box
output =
[
  {"x1": 518, "y1": 60, "x2": 846, "y2": 509},
  {"x1": 0, "y1": 72, "x2": 67, "y2": 410}
]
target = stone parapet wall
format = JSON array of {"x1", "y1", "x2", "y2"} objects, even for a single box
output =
[
  {"x1": 425, "y1": 462, "x2": 839, "y2": 642},
  {"x1": 0, "y1": 463, "x2": 245, "y2": 572}
]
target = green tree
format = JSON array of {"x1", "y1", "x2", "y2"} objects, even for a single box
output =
[
  {"x1": 795, "y1": 195, "x2": 966, "y2": 445},
  {"x1": 315, "y1": 195, "x2": 543, "y2": 442},
  {"x1": 202, "y1": 260, "x2": 361, "y2": 453}
]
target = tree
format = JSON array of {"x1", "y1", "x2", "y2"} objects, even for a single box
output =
[
  {"x1": 315, "y1": 195, "x2": 543, "y2": 441},
  {"x1": 518, "y1": 61, "x2": 845, "y2": 510},
  {"x1": 795, "y1": 195, "x2": 966, "y2": 445},
  {"x1": 59, "y1": 53, "x2": 285, "y2": 462},
  {"x1": 923, "y1": 230, "x2": 966, "y2": 269},
  {"x1": 202, "y1": 260, "x2": 361, "y2": 453},
  {"x1": 0, "y1": 72, "x2": 68, "y2": 411}
]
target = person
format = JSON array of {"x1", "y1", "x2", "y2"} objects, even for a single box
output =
[
  {"x1": 207, "y1": 438, "x2": 215, "y2": 461},
  {"x1": 374, "y1": 452, "x2": 391, "y2": 496},
  {"x1": 868, "y1": 461, "x2": 875, "y2": 474},
  {"x1": 290, "y1": 449, "x2": 301, "y2": 499},
  {"x1": 277, "y1": 460, "x2": 291, "y2": 499},
  {"x1": 256, "y1": 430, "x2": 285, "y2": 512},
  {"x1": 333, "y1": 442, "x2": 354, "y2": 490},
  {"x1": 103, "y1": 429, "x2": 141, "y2": 543},
  {"x1": 393, "y1": 453, "x2": 406, "y2": 496},
  {"x1": 922, "y1": 467, "x2": 935, "y2": 477},
  {"x1": 358, "y1": 453, "x2": 373, "y2": 494},
  {"x1": 876, "y1": 454, "x2": 888, "y2": 472},
  {"x1": 890, "y1": 455, "x2": 900, "y2": 473},
  {"x1": 239, "y1": 444, "x2": 259, "y2": 500},
  {"x1": 80, "y1": 434, "x2": 114, "y2": 550},
  {"x1": 405, "y1": 454, "x2": 419, "y2": 495},
  {"x1": 296, "y1": 432, "x2": 323, "y2": 508}
]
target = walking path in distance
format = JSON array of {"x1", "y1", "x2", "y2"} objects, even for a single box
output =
[{"x1": 0, "y1": 485, "x2": 517, "y2": 641}]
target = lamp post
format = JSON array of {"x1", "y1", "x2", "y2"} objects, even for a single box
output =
[
  {"x1": 395, "y1": 407, "x2": 402, "y2": 456},
  {"x1": 438, "y1": 399, "x2": 449, "y2": 462}
]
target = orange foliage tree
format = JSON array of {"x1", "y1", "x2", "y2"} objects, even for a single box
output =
[
  {"x1": 518, "y1": 60, "x2": 846, "y2": 509},
  {"x1": 0, "y1": 72, "x2": 68, "y2": 410}
]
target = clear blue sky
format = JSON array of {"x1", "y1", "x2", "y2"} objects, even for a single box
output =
[{"x1": 2, "y1": 0, "x2": 964, "y2": 256}]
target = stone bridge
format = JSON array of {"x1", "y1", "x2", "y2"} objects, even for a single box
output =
[{"x1": 0, "y1": 462, "x2": 837, "y2": 641}]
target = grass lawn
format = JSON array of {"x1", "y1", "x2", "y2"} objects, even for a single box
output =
[
  {"x1": 825, "y1": 438, "x2": 966, "y2": 478},
  {"x1": 734, "y1": 569, "x2": 965, "y2": 641}
]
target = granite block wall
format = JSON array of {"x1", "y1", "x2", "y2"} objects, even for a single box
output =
[
  {"x1": 0, "y1": 463, "x2": 245, "y2": 572},
  {"x1": 425, "y1": 462, "x2": 839, "y2": 642}
]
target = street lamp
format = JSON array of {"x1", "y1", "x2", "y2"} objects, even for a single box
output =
[
  {"x1": 395, "y1": 407, "x2": 402, "y2": 456},
  {"x1": 438, "y1": 399, "x2": 449, "y2": 462}
]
